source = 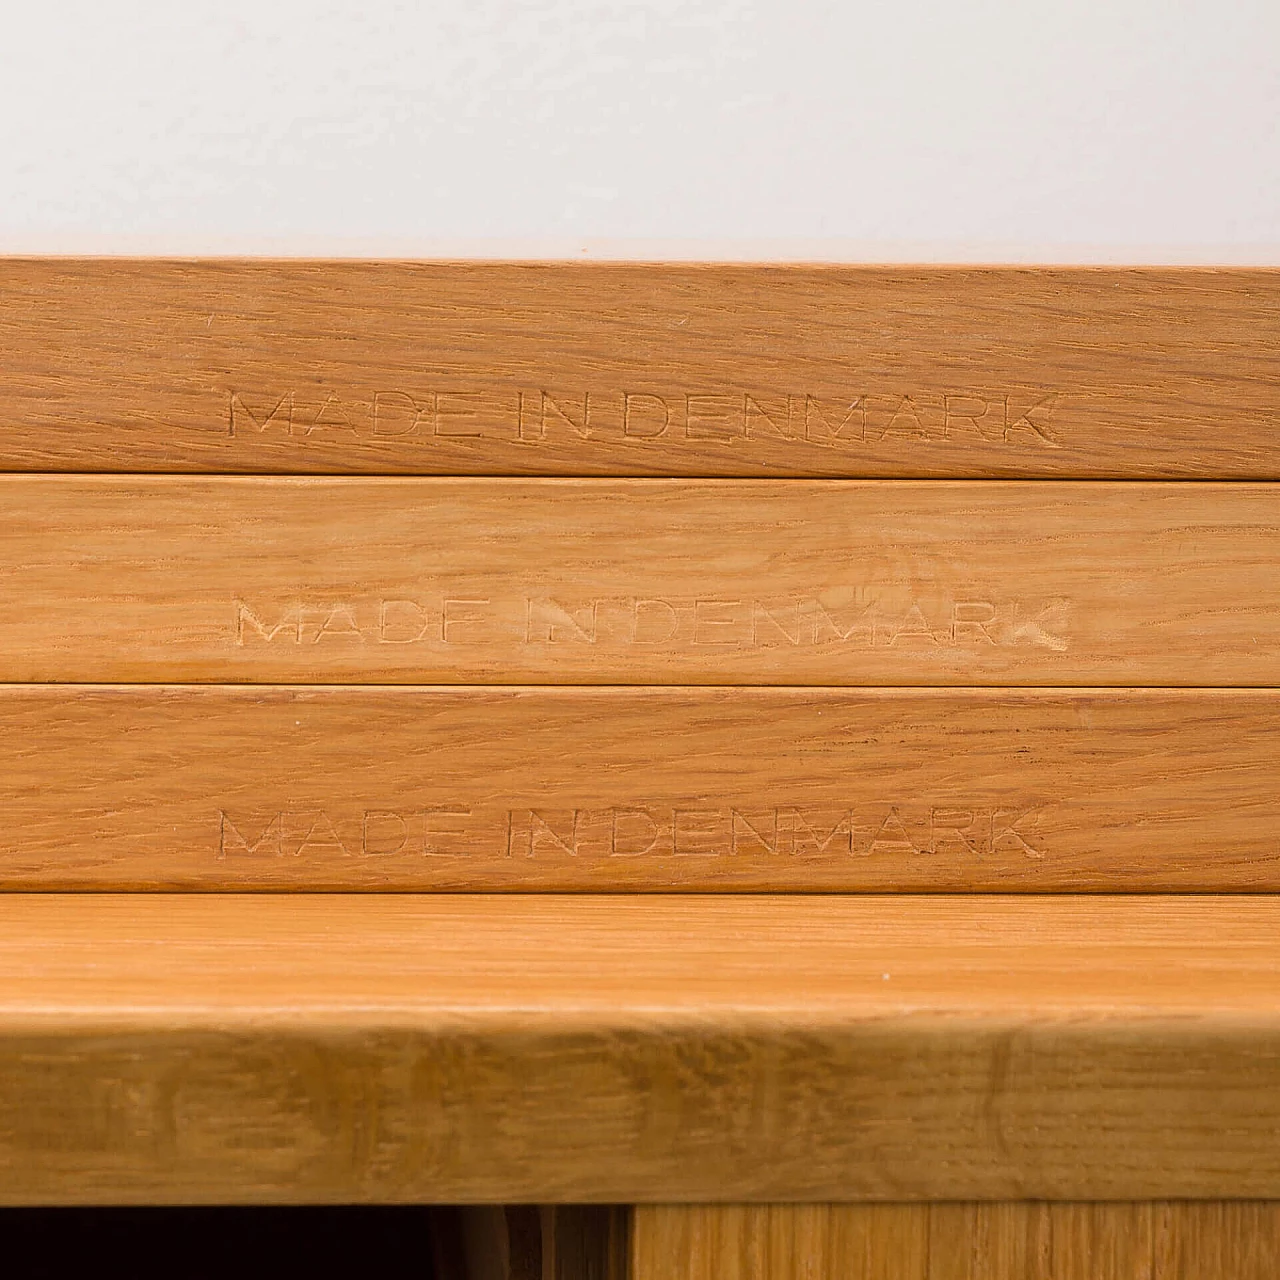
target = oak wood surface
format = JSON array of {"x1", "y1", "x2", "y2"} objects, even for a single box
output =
[
  {"x1": 6, "y1": 259, "x2": 1279, "y2": 1223},
  {"x1": 6, "y1": 894, "x2": 1280, "y2": 1203},
  {"x1": 633, "y1": 1204, "x2": 926, "y2": 1279},
  {"x1": 2, "y1": 478, "x2": 1279, "y2": 684},
  {"x1": 1, "y1": 262, "x2": 1277, "y2": 477},
  {"x1": 631, "y1": 1202, "x2": 1280, "y2": 1279},
  {"x1": 3, "y1": 684, "x2": 1279, "y2": 890}
]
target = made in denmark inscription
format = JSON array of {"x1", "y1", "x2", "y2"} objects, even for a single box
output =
[
  {"x1": 217, "y1": 803, "x2": 1049, "y2": 861},
  {"x1": 226, "y1": 387, "x2": 1063, "y2": 448},
  {"x1": 234, "y1": 594, "x2": 1071, "y2": 651}
]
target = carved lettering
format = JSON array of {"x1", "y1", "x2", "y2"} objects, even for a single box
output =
[
  {"x1": 631, "y1": 598, "x2": 681, "y2": 645},
  {"x1": 943, "y1": 394, "x2": 995, "y2": 441},
  {"x1": 752, "y1": 598, "x2": 803, "y2": 645},
  {"x1": 876, "y1": 395, "x2": 930, "y2": 442},
  {"x1": 623, "y1": 393, "x2": 669, "y2": 438},
  {"x1": 692, "y1": 599, "x2": 745, "y2": 646},
  {"x1": 308, "y1": 393, "x2": 360, "y2": 437},
  {"x1": 992, "y1": 807, "x2": 1047, "y2": 859},
  {"x1": 730, "y1": 809, "x2": 780, "y2": 855},
  {"x1": 232, "y1": 593, "x2": 1070, "y2": 651},
  {"x1": 525, "y1": 810, "x2": 583, "y2": 857},
  {"x1": 379, "y1": 599, "x2": 429, "y2": 644},
  {"x1": 362, "y1": 809, "x2": 410, "y2": 856},
  {"x1": 541, "y1": 391, "x2": 594, "y2": 440},
  {"x1": 420, "y1": 806, "x2": 476, "y2": 855},
  {"x1": 224, "y1": 386, "x2": 1064, "y2": 449},
  {"x1": 743, "y1": 394, "x2": 795, "y2": 440},
  {"x1": 216, "y1": 803, "x2": 1053, "y2": 863},
  {"x1": 1003, "y1": 393, "x2": 1061, "y2": 446},
  {"x1": 867, "y1": 807, "x2": 920, "y2": 855},
  {"x1": 611, "y1": 808, "x2": 663, "y2": 857},
  {"x1": 929, "y1": 807, "x2": 982, "y2": 856},
  {"x1": 372, "y1": 391, "x2": 428, "y2": 437},
  {"x1": 672, "y1": 809, "x2": 724, "y2": 856},
  {"x1": 526, "y1": 598, "x2": 599, "y2": 644},
  {"x1": 228, "y1": 391, "x2": 293, "y2": 437},
  {"x1": 684, "y1": 395, "x2": 743, "y2": 441},
  {"x1": 805, "y1": 395, "x2": 866, "y2": 444},
  {"x1": 885, "y1": 603, "x2": 942, "y2": 647},
  {"x1": 314, "y1": 605, "x2": 364, "y2": 643},
  {"x1": 434, "y1": 392, "x2": 486, "y2": 438},
  {"x1": 235, "y1": 601, "x2": 302, "y2": 644},
  {"x1": 295, "y1": 810, "x2": 353, "y2": 856},
  {"x1": 218, "y1": 810, "x2": 284, "y2": 858},
  {"x1": 441, "y1": 599, "x2": 490, "y2": 645},
  {"x1": 950, "y1": 600, "x2": 999, "y2": 644},
  {"x1": 810, "y1": 598, "x2": 875, "y2": 646},
  {"x1": 1009, "y1": 599, "x2": 1070, "y2": 652},
  {"x1": 784, "y1": 809, "x2": 854, "y2": 857}
]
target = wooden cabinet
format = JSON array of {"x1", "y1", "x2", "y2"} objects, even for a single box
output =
[{"x1": 3, "y1": 262, "x2": 1278, "y2": 1274}]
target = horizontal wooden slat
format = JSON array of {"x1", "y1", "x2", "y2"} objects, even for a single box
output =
[
  {"x1": 3, "y1": 685, "x2": 1279, "y2": 890},
  {"x1": 4, "y1": 895, "x2": 1280, "y2": 1203},
  {"x1": 631, "y1": 1202, "x2": 1280, "y2": 1280},
  {"x1": 1, "y1": 262, "x2": 1277, "y2": 477},
  {"x1": 2, "y1": 478, "x2": 1279, "y2": 683}
]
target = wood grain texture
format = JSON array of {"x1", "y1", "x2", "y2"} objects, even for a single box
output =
[
  {"x1": 631, "y1": 1202, "x2": 1280, "y2": 1280},
  {"x1": 542, "y1": 1206, "x2": 630, "y2": 1280},
  {"x1": 427, "y1": 1206, "x2": 626, "y2": 1280},
  {"x1": 2, "y1": 478, "x2": 1279, "y2": 684},
  {"x1": 632, "y1": 1204, "x2": 927, "y2": 1279},
  {"x1": 7, "y1": 895, "x2": 1280, "y2": 1203},
  {"x1": 4, "y1": 685, "x2": 1280, "y2": 890},
  {"x1": 1, "y1": 262, "x2": 1277, "y2": 477}
]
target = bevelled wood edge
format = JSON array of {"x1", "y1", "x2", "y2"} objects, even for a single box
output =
[{"x1": 3, "y1": 895, "x2": 1280, "y2": 1203}]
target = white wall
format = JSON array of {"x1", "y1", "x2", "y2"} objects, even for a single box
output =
[{"x1": 1, "y1": 0, "x2": 1277, "y2": 259}]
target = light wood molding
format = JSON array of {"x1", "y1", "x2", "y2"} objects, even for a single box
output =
[
  {"x1": 2, "y1": 478, "x2": 1279, "y2": 683},
  {"x1": 1, "y1": 262, "x2": 1277, "y2": 477},
  {"x1": 2, "y1": 685, "x2": 1279, "y2": 890},
  {"x1": 5, "y1": 894, "x2": 1280, "y2": 1203}
]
